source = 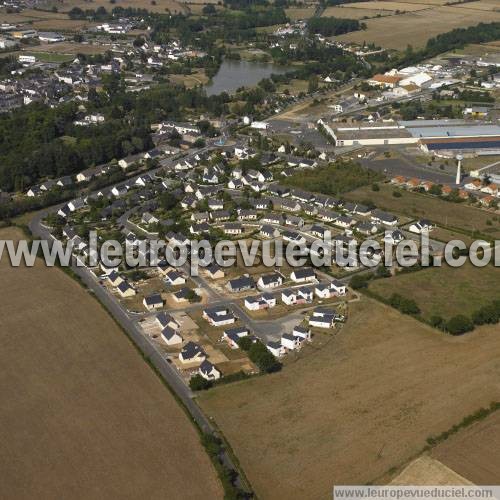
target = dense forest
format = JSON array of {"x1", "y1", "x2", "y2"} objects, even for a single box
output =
[
  {"x1": 307, "y1": 17, "x2": 364, "y2": 37},
  {"x1": 0, "y1": 79, "x2": 229, "y2": 192}
]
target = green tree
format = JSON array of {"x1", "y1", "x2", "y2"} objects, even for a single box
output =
[
  {"x1": 189, "y1": 374, "x2": 212, "y2": 391},
  {"x1": 446, "y1": 315, "x2": 474, "y2": 335}
]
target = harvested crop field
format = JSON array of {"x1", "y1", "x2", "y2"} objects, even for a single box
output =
[
  {"x1": 0, "y1": 227, "x2": 222, "y2": 500},
  {"x1": 199, "y1": 297, "x2": 500, "y2": 499},
  {"x1": 27, "y1": 41, "x2": 109, "y2": 55},
  {"x1": 390, "y1": 455, "x2": 473, "y2": 485},
  {"x1": 453, "y1": 0, "x2": 500, "y2": 11},
  {"x1": 322, "y1": 6, "x2": 394, "y2": 18},
  {"x1": 58, "y1": 0, "x2": 188, "y2": 14},
  {"x1": 432, "y1": 411, "x2": 500, "y2": 485},
  {"x1": 336, "y1": 6, "x2": 499, "y2": 49},
  {"x1": 338, "y1": 1, "x2": 429, "y2": 11},
  {"x1": 285, "y1": 6, "x2": 316, "y2": 20}
]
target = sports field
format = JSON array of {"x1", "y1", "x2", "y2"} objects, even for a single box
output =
[
  {"x1": 199, "y1": 298, "x2": 500, "y2": 498},
  {"x1": 0, "y1": 227, "x2": 222, "y2": 499}
]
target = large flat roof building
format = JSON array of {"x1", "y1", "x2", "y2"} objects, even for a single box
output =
[{"x1": 318, "y1": 119, "x2": 500, "y2": 154}]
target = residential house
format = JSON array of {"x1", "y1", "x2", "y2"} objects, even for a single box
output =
[
  {"x1": 179, "y1": 342, "x2": 206, "y2": 364},
  {"x1": 290, "y1": 268, "x2": 316, "y2": 283},
  {"x1": 354, "y1": 221, "x2": 378, "y2": 235},
  {"x1": 371, "y1": 209, "x2": 398, "y2": 226},
  {"x1": 261, "y1": 213, "x2": 284, "y2": 225},
  {"x1": 161, "y1": 326, "x2": 183, "y2": 346},
  {"x1": 172, "y1": 287, "x2": 192, "y2": 303},
  {"x1": 310, "y1": 225, "x2": 330, "y2": 239},
  {"x1": 383, "y1": 229, "x2": 404, "y2": 245},
  {"x1": 165, "y1": 270, "x2": 186, "y2": 286},
  {"x1": 464, "y1": 179, "x2": 482, "y2": 191},
  {"x1": 281, "y1": 333, "x2": 300, "y2": 350},
  {"x1": 117, "y1": 281, "x2": 136, "y2": 298},
  {"x1": 211, "y1": 210, "x2": 231, "y2": 222},
  {"x1": 274, "y1": 198, "x2": 301, "y2": 212},
  {"x1": 292, "y1": 325, "x2": 311, "y2": 341},
  {"x1": 481, "y1": 184, "x2": 498, "y2": 196},
  {"x1": 266, "y1": 341, "x2": 285, "y2": 357},
  {"x1": 118, "y1": 153, "x2": 142, "y2": 169},
  {"x1": 284, "y1": 215, "x2": 304, "y2": 228},
  {"x1": 228, "y1": 178, "x2": 243, "y2": 190},
  {"x1": 409, "y1": 219, "x2": 434, "y2": 234},
  {"x1": 282, "y1": 230, "x2": 306, "y2": 245},
  {"x1": 260, "y1": 225, "x2": 281, "y2": 238},
  {"x1": 203, "y1": 306, "x2": 236, "y2": 327},
  {"x1": 330, "y1": 279, "x2": 347, "y2": 296},
  {"x1": 244, "y1": 293, "x2": 276, "y2": 311},
  {"x1": 223, "y1": 222, "x2": 243, "y2": 235},
  {"x1": 227, "y1": 276, "x2": 255, "y2": 293},
  {"x1": 156, "y1": 312, "x2": 180, "y2": 330},
  {"x1": 190, "y1": 222, "x2": 210, "y2": 235},
  {"x1": 391, "y1": 176, "x2": 407, "y2": 185},
  {"x1": 68, "y1": 198, "x2": 85, "y2": 212},
  {"x1": 317, "y1": 208, "x2": 339, "y2": 223},
  {"x1": 257, "y1": 272, "x2": 283, "y2": 289},
  {"x1": 135, "y1": 174, "x2": 153, "y2": 187},
  {"x1": 142, "y1": 212, "x2": 159, "y2": 225},
  {"x1": 334, "y1": 215, "x2": 355, "y2": 229},
  {"x1": 206, "y1": 264, "x2": 225, "y2": 280},
  {"x1": 309, "y1": 307, "x2": 337, "y2": 328},
  {"x1": 191, "y1": 211, "x2": 210, "y2": 223},
  {"x1": 143, "y1": 293, "x2": 163, "y2": 311},
  {"x1": 223, "y1": 326, "x2": 250, "y2": 349},
  {"x1": 199, "y1": 360, "x2": 221, "y2": 381},
  {"x1": 208, "y1": 199, "x2": 224, "y2": 211},
  {"x1": 237, "y1": 209, "x2": 258, "y2": 221},
  {"x1": 480, "y1": 195, "x2": 496, "y2": 207},
  {"x1": 108, "y1": 271, "x2": 124, "y2": 287}
]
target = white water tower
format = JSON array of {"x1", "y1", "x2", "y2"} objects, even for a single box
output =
[{"x1": 455, "y1": 154, "x2": 463, "y2": 185}]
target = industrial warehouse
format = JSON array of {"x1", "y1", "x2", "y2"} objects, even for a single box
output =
[{"x1": 318, "y1": 119, "x2": 500, "y2": 157}]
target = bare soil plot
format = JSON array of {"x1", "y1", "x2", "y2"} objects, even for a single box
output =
[
  {"x1": 345, "y1": 183, "x2": 500, "y2": 238},
  {"x1": 199, "y1": 297, "x2": 500, "y2": 499},
  {"x1": 336, "y1": 6, "x2": 499, "y2": 49},
  {"x1": 0, "y1": 227, "x2": 222, "y2": 500},
  {"x1": 431, "y1": 411, "x2": 500, "y2": 485},
  {"x1": 368, "y1": 262, "x2": 500, "y2": 321}
]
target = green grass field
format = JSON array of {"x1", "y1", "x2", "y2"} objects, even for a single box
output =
[
  {"x1": 369, "y1": 263, "x2": 500, "y2": 321},
  {"x1": 346, "y1": 183, "x2": 500, "y2": 239},
  {"x1": 25, "y1": 51, "x2": 75, "y2": 63}
]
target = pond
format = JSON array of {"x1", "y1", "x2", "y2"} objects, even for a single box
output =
[{"x1": 205, "y1": 59, "x2": 289, "y2": 96}]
